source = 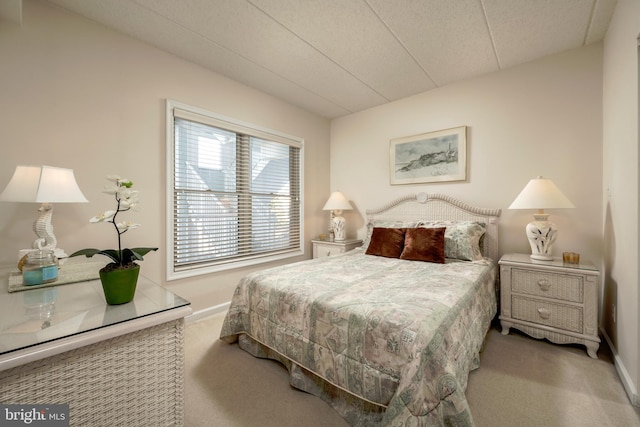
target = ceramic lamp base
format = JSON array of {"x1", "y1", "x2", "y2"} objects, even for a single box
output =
[
  {"x1": 332, "y1": 215, "x2": 346, "y2": 241},
  {"x1": 525, "y1": 214, "x2": 557, "y2": 261}
]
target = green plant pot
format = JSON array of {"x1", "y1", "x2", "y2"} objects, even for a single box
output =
[{"x1": 99, "y1": 264, "x2": 140, "y2": 305}]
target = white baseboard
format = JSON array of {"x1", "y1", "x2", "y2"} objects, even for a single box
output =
[
  {"x1": 186, "y1": 301, "x2": 230, "y2": 324},
  {"x1": 601, "y1": 327, "x2": 639, "y2": 407}
]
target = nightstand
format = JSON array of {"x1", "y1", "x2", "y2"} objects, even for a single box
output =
[
  {"x1": 499, "y1": 253, "x2": 600, "y2": 358},
  {"x1": 311, "y1": 239, "x2": 362, "y2": 259}
]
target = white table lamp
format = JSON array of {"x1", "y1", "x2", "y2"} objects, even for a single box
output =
[
  {"x1": 0, "y1": 165, "x2": 88, "y2": 259},
  {"x1": 509, "y1": 176, "x2": 574, "y2": 261},
  {"x1": 322, "y1": 191, "x2": 352, "y2": 241}
]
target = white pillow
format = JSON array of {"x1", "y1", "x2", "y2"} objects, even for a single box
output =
[{"x1": 417, "y1": 221, "x2": 487, "y2": 261}]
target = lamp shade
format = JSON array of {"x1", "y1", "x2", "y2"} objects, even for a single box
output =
[
  {"x1": 508, "y1": 176, "x2": 574, "y2": 210},
  {"x1": 0, "y1": 165, "x2": 88, "y2": 203},
  {"x1": 322, "y1": 191, "x2": 352, "y2": 211}
]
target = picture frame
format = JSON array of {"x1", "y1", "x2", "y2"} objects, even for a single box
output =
[{"x1": 389, "y1": 126, "x2": 467, "y2": 185}]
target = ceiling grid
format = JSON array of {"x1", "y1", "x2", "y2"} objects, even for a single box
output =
[{"x1": 44, "y1": 0, "x2": 617, "y2": 119}]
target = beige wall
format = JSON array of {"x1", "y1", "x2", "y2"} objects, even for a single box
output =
[
  {"x1": 602, "y1": 0, "x2": 640, "y2": 404},
  {"x1": 0, "y1": 0, "x2": 330, "y2": 313},
  {"x1": 331, "y1": 44, "x2": 604, "y2": 270}
]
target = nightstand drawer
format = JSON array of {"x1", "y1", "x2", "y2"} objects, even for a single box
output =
[
  {"x1": 315, "y1": 244, "x2": 342, "y2": 258},
  {"x1": 512, "y1": 296, "x2": 583, "y2": 333},
  {"x1": 311, "y1": 239, "x2": 362, "y2": 259},
  {"x1": 511, "y1": 269, "x2": 583, "y2": 303}
]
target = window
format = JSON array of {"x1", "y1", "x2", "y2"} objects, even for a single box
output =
[{"x1": 166, "y1": 100, "x2": 303, "y2": 279}]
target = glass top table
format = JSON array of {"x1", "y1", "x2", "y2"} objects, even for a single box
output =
[{"x1": 0, "y1": 259, "x2": 190, "y2": 367}]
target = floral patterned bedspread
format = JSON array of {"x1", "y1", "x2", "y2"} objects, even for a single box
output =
[{"x1": 220, "y1": 249, "x2": 497, "y2": 426}]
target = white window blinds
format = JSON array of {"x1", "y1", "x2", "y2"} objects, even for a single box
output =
[{"x1": 167, "y1": 102, "x2": 303, "y2": 278}]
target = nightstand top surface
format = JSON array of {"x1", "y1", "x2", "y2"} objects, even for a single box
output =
[{"x1": 499, "y1": 253, "x2": 598, "y2": 273}]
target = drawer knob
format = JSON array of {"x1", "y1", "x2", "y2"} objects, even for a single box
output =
[
  {"x1": 537, "y1": 279, "x2": 551, "y2": 291},
  {"x1": 537, "y1": 308, "x2": 551, "y2": 319}
]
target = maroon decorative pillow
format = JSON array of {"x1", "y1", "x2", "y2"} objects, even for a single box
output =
[
  {"x1": 365, "y1": 227, "x2": 406, "y2": 258},
  {"x1": 400, "y1": 227, "x2": 446, "y2": 263}
]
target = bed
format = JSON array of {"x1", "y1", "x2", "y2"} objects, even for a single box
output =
[{"x1": 220, "y1": 193, "x2": 501, "y2": 426}]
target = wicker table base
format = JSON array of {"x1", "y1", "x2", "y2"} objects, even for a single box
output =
[{"x1": 0, "y1": 319, "x2": 185, "y2": 427}]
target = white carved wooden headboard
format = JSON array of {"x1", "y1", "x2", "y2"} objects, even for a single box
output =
[{"x1": 365, "y1": 193, "x2": 502, "y2": 261}]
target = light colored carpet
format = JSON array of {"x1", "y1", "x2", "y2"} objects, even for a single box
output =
[{"x1": 184, "y1": 314, "x2": 640, "y2": 426}]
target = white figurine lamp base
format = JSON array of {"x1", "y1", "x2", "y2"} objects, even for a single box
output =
[{"x1": 0, "y1": 165, "x2": 88, "y2": 261}]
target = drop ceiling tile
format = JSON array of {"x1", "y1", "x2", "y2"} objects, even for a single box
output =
[
  {"x1": 482, "y1": 0, "x2": 594, "y2": 68},
  {"x1": 45, "y1": 0, "x2": 618, "y2": 119},
  {"x1": 181, "y1": 39, "x2": 353, "y2": 119},
  {"x1": 249, "y1": 0, "x2": 436, "y2": 101},
  {"x1": 145, "y1": 24, "x2": 353, "y2": 119},
  {"x1": 134, "y1": 0, "x2": 387, "y2": 112},
  {"x1": 367, "y1": 0, "x2": 499, "y2": 87},
  {"x1": 586, "y1": 0, "x2": 617, "y2": 44},
  {"x1": 50, "y1": 0, "x2": 351, "y2": 118}
]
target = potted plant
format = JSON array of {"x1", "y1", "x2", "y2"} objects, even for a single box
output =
[{"x1": 71, "y1": 175, "x2": 157, "y2": 304}]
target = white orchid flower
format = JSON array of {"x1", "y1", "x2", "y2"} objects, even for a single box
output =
[
  {"x1": 116, "y1": 221, "x2": 140, "y2": 232},
  {"x1": 117, "y1": 188, "x2": 138, "y2": 200},
  {"x1": 120, "y1": 199, "x2": 139, "y2": 210},
  {"x1": 89, "y1": 210, "x2": 116, "y2": 223},
  {"x1": 117, "y1": 189, "x2": 139, "y2": 209},
  {"x1": 106, "y1": 175, "x2": 133, "y2": 188},
  {"x1": 102, "y1": 184, "x2": 119, "y2": 195}
]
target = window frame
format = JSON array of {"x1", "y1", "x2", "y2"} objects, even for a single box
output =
[{"x1": 166, "y1": 99, "x2": 304, "y2": 280}]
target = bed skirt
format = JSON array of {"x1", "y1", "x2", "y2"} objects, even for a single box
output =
[{"x1": 236, "y1": 333, "x2": 388, "y2": 425}]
